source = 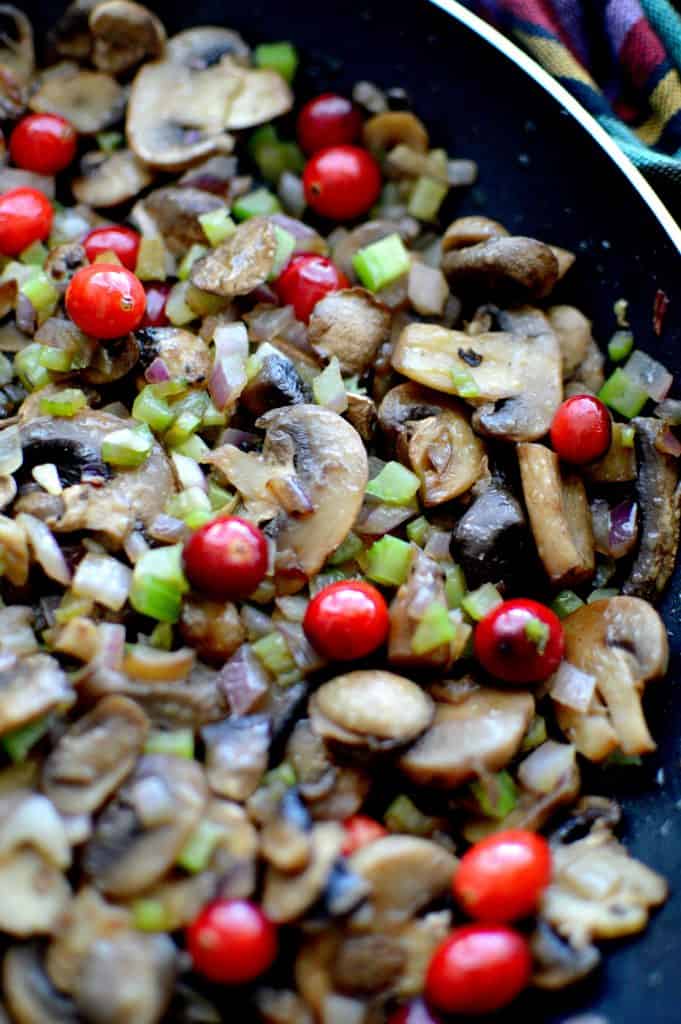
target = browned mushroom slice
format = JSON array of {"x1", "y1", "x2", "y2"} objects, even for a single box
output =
[
  {"x1": 44, "y1": 245, "x2": 88, "y2": 293},
  {"x1": 389, "y1": 551, "x2": 451, "y2": 670},
  {"x1": 555, "y1": 597, "x2": 668, "y2": 761},
  {"x1": 442, "y1": 236, "x2": 559, "y2": 301},
  {"x1": 29, "y1": 68, "x2": 126, "y2": 134},
  {"x1": 547, "y1": 305, "x2": 592, "y2": 379},
  {"x1": 308, "y1": 288, "x2": 391, "y2": 376},
  {"x1": 191, "y1": 216, "x2": 277, "y2": 297},
  {"x1": 453, "y1": 479, "x2": 527, "y2": 590},
  {"x1": 348, "y1": 836, "x2": 457, "y2": 927},
  {"x1": 583, "y1": 422, "x2": 636, "y2": 483},
  {"x1": 46, "y1": 887, "x2": 132, "y2": 994},
  {"x1": 139, "y1": 186, "x2": 225, "y2": 256},
  {"x1": 4, "y1": 944, "x2": 80, "y2": 1024},
  {"x1": 530, "y1": 921, "x2": 600, "y2": 991},
  {"x1": 179, "y1": 596, "x2": 244, "y2": 665},
  {"x1": 345, "y1": 393, "x2": 376, "y2": 442},
  {"x1": 441, "y1": 215, "x2": 509, "y2": 254},
  {"x1": 262, "y1": 822, "x2": 344, "y2": 923},
  {"x1": 224, "y1": 62, "x2": 293, "y2": 130},
  {"x1": 623, "y1": 417, "x2": 681, "y2": 602},
  {"x1": 542, "y1": 812, "x2": 667, "y2": 945},
  {"x1": 82, "y1": 754, "x2": 206, "y2": 897},
  {"x1": 256, "y1": 988, "x2": 314, "y2": 1024},
  {"x1": 136, "y1": 325, "x2": 211, "y2": 384},
  {"x1": 42, "y1": 696, "x2": 149, "y2": 816},
  {"x1": 332, "y1": 934, "x2": 406, "y2": 996},
  {"x1": 0, "y1": 653, "x2": 72, "y2": 735},
  {"x1": 89, "y1": 0, "x2": 166, "y2": 74},
  {"x1": 363, "y1": 111, "x2": 429, "y2": 155},
  {"x1": 518, "y1": 443, "x2": 595, "y2": 587},
  {"x1": 310, "y1": 670, "x2": 433, "y2": 753},
  {"x1": 407, "y1": 406, "x2": 485, "y2": 505},
  {"x1": 565, "y1": 337, "x2": 605, "y2": 395},
  {"x1": 201, "y1": 715, "x2": 270, "y2": 802},
  {"x1": 0, "y1": 6, "x2": 34, "y2": 83},
  {"x1": 0, "y1": 517, "x2": 29, "y2": 586},
  {"x1": 400, "y1": 688, "x2": 534, "y2": 787},
  {"x1": 72, "y1": 149, "x2": 154, "y2": 208}
]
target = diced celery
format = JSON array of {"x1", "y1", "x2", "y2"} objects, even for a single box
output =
[
  {"x1": 608, "y1": 330, "x2": 634, "y2": 362},
  {"x1": 445, "y1": 565, "x2": 467, "y2": 609},
  {"x1": 148, "y1": 622, "x2": 173, "y2": 651},
  {"x1": 151, "y1": 379, "x2": 189, "y2": 399},
  {"x1": 130, "y1": 544, "x2": 189, "y2": 623},
  {"x1": 407, "y1": 176, "x2": 448, "y2": 221},
  {"x1": 132, "y1": 898, "x2": 168, "y2": 932},
  {"x1": 328, "y1": 531, "x2": 364, "y2": 566},
  {"x1": 605, "y1": 749, "x2": 642, "y2": 767},
  {"x1": 201, "y1": 397, "x2": 228, "y2": 428},
  {"x1": 384, "y1": 794, "x2": 435, "y2": 836},
  {"x1": 144, "y1": 727, "x2": 194, "y2": 759},
  {"x1": 470, "y1": 770, "x2": 517, "y2": 819},
  {"x1": 620, "y1": 425, "x2": 635, "y2": 447},
  {"x1": 0, "y1": 353, "x2": 12, "y2": 386},
  {"x1": 521, "y1": 715, "x2": 547, "y2": 752},
  {"x1": 254, "y1": 41, "x2": 299, "y2": 82},
  {"x1": 366, "y1": 461, "x2": 420, "y2": 506},
  {"x1": 178, "y1": 244, "x2": 208, "y2": 280},
  {"x1": 172, "y1": 433, "x2": 209, "y2": 460},
  {"x1": 461, "y1": 582, "x2": 502, "y2": 621},
  {"x1": 21, "y1": 271, "x2": 58, "y2": 316},
  {"x1": 258, "y1": 140, "x2": 305, "y2": 184},
  {"x1": 38, "y1": 345, "x2": 74, "y2": 372},
  {"x1": 312, "y1": 356, "x2": 347, "y2": 412},
  {"x1": 165, "y1": 487, "x2": 212, "y2": 526},
  {"x1": 524, "y1": 616, "x2": 549, "y2": 654},
  {"x1": 598, "y1": 368, "x2": 648, "y2": 418},
  {"x1": 587, "y1": 587, "x2": 619, "y2": 604},
  {"x1": 2, "y1": 716, "x2": 50, "y2": 762},
  {"x1": 450, "y1": 367, "x2": 480, "y2": 398},
  {"x1": 135, "y1": 236, "x2": 167, "y2": 281},
  {"x1": 164, "y1": 411, "x2": 202, "y2": 448},
  {"x1": 40, "y1": 388, "x2": 87, "y2": 418},
  {"x1": 102, "y1": 424, "x2": 154, "y2": 468},
  {"x1": 132, "y1": 387, "x2": 174, "y2": 432},
  {"x1": 262, "y1": 761, "x2": 296, "y2": 788},
  {"x1": 199, "y1": 208, "x2": 236, "y2": 247},
  {"x1": 14, "y1": 343, "x2": 51, "y2": 391},
  {"x1": 252, "y1": 631, "x2": 297, "y2": 677},
  {"x1": 207, "y1": 479, "x2": 234, "y2": 511},
  {"x1": 96, "y1": 130, "x2": 124, "y2": 153},
  {"x1": 233, "y1": 188, "x2": 282, "y2": 221},
  {"x1": 411, "y1": 602, "x2": 456, "y2": 654},
  {"x1": 353, "y1": 233, "x2": 411, "y2": 292},
  {"x1": 407, "y1": 516, "x2": 430, "y2": 546},
  {"x1": 20, "y1": 241, "x2": 48, "y2": 267},
  {"x1": 177, "y1": 820, "x2": 222, "y2": 873},
  {"x1": 365, "y1": 536, "x2": 413, "y2": 587},
  {"x1": 165, "y1": 281, "x2": 197, "y2": 326},
  {"x1": 551, "y1": 590, "x2": 584, "y2": 619},
  {"x1": 55, "y1": 591, "x2": 93, "y2": 625},
  {"x1": 269, "y1": 225, "x2": 296, "y2": 280}
]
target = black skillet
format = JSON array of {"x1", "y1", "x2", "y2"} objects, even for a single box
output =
[{"x1": 18, "y1": 0, "x2": 681, "y2": 1020}]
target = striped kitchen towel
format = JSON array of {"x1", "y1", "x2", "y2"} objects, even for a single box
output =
[{"x1": 464, "y1": 0, "x2": 681, "y2": 217}]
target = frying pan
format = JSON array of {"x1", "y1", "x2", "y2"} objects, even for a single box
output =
[{"x1": 17, "y1": 0, "x2": 681, "y2": 1021}]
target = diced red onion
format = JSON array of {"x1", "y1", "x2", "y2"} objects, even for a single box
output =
[
  {"x1": 549, "y1": 662, "x2": 597, "y2": 712},
  {"x1": 171, "y1": 452, "x2": 207, "y2": 492},
  {"x1": 423, "y1": 529, "x2": 451, "y2": 562},
  {"x1": 354, "y1": 501, "x2": 415, "y2": 536},
  {"x1": 144, "y1": 356, "x2": 171, "y2": 383},
  {"x1": 653, "y1": 289, "x2": 669, "y2": 337},
  {"x1": 518, "y1": 740, "x2": 577, "y2": 795},
  {"x1": 73, "y1": 552, "x2": 132, "y2": 610},
  {"x1": 15, "y1": 293, "x2": 36, "y2": 335},
  {"x1": 624, "y1": 350, "x2": 673, "y2": 402},
  {"x1": 210, "y1": 322, "x2": 249, "y2": 411},
  {"x1": 240, "y1": 604, "x2": 272, "y2": 640},
  {"x1": 96, "y1": 622, "x2": 126, "y2": 670},
  {"x1": 217, "y1": 644, "x2": 270, "y2": 716},
  {"x1": 590, "y1": 498, "x2": 611, "y2": 556},
  {"x1": 609, "y1": 500, "x2": 638, "y2": 557},
  {"x1": 656, "y1": 427, "x2": 681, "y2": 458},
  {"x1": 17, "y1": 513, "x2": 71, "y2": 585},
  {"x1": 218, "y1": 427, "x2": 260, "y2": 451},
  {"x1": 275, "y1": 620, "x2": 326, "y2": 673},
  {"x1": 0, "y1": 424, "x2": 22, "y2": 475}
]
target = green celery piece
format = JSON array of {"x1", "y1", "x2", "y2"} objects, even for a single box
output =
[
  {"x1": 407, "y1": 175, "x2": 448, "y2": 221},
  {"x1": 21, "y1": 271, "x2": 58, "y2": 314},
  {"x1": 129, "y1": 544, "x2": 189, "y2": 623},
  {"x1": 39, "y1": 388, "x2": 87, "y2": 418},
  {"x1": 598, "y1": 368, "x2": 648, "y2": 418},
  {"x1": 366, "y1": 461, "x2": 420, "y2": 506},
  {"x1": 101, "y1": 424, "x2": 154, "y2": 468},
  {"x1": 269, "y1": 225, "x2": 296, "y2": 279},
  {"x1": 352, "y1": 233, "x2": 410, "y2": 292},
  {"x1": 172, "y1": 434, "x2": 209, "y2": 460},
  {"x1": 165, "y1": 281, "x2": 197, "y2": 326},
  {"x1": 309, "y1": 568, "x2": 360, "y2": 597},
  {"x1": 199, "y1": 208, "x2": 236, "y2": 246},
  {"x1": 178, "y1": 244, "x2": 208, "y2": 280},
  {"x1": 233, "y1": 188, "x2": 282, "y2": 221},
  {"x1": 149, "y1": 622, "x2": 173, "y2": 650},
  {"x1": 461, "y1": 582, "x2": 502, "y2": 621},
  {"x1": 177, "y1": 820, "x2": 222, "y2": 873},
  {"x1": 328, "y1": 531, "x2": 364, "y2": 567},
  {"x1": 521, "y1": 715, "x2": 547, "y2": 752},
  {"x1": 2, "y1": 716, "x2": 50, "y2": 762},
  {"x1": 252, "y1": 632, "x2": 297, "y2": 677},
  {"x1": 39, "y1": 345, "x2": 73, "y2": 372},
  {"x1": 312, "y1": 356, "x2": 347, "y2": 410},
  {"x1": 135, "y1": 236, "x2": 167, "y2": 281},
  {"x1": 620, "y1": 425, "x2": 636, "y2": 447},
  {"x1": 524, "y1": 616, "x2": 549, "y2": 654},
  {"x1": 384, "y1": 794, "x2": 435, "y2": 836},
  {"x1": 605, "y1": 749, "x2": 643, "y2": 767},
  {"x1": 96, "y1": 131, "x2": 124, "y2": 153},
  {"x1": 445, "y1": 565, "x2": 466, "y2": 609},
  {"x1": 14, "y1": 343, "x2": 51, "y2": 391},
  {"x1": 470, "y1": 770, "x2": 517, "y2": 820},
  {"x1": 411, "y1": 602, "x2": 456, "y2": 655},
  {"x1": 145, "y1": 728, "x2": 194, "y2": 759},
  {"x1": 19, "y1": 241, "x2": 48, "y2": 267},
  {"x1": 365, "y1": 536, "x2": 413, "y2": 587},
  {"x1": 551, "y1": 590, "x2": 584, "y2": 619},
  {"x1": 607, "y1": 330, "x2": 634, "y2": 362},
  {"x1": 262, "y1": 761, "x2": 296, "y2": 788},
  {"x1": 406, "y1": 516, "x2": 430, "y2": 546},
  {"x1": 587, "y1": 587, "x2": 619, "y2": 604},
  {"x1": 450, "y1": 367, "x2": 480, "y2": 398},
  {"x1": 254, "y1": 41, "x2": 299, "y2": 82},
  {"x1": 207, "y1": 479, "x2": 234, "y2": 511},
  {"x1": 132, "y1": 899, "x2": 168, "y2": 932},
  {"x1": 132, "y1": 387, "x2": 174, "y2": 432},
  {"x1": 164, "y1": 411, "x2": 202, "y2": 448}
]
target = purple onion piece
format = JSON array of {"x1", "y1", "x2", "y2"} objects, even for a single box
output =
[
  {"x1": 144, "y1": 356, "x2": 171, "y2": 383},
  {"x1": 217, "y1": 644, "x2": 269, "y2": 716},
  {"x1": 609, "y1": 500, "x2": 638, "y2": 558}
]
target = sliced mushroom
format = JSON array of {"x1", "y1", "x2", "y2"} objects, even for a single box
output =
[
  {"x1": 256, "y1": 988, "x2": 314, "y2": 1024},
  {"x1": 89, "y1": 0, "x2": 166, "y2": 75},
  {"x1": 72, "y1": 149, "x2": 154, "y2": 208},
  {"x1": 0, "y1": 516, "x2": 29, "y2": 586},
  {"x1": 308, "y1": 288, "x2": 391, "y2": 376},
  {"x1": 81, "y1": 333, "x2": 140, "y2": 385},
  {"x1": 0, "y1": 6, "x2": 34, "y2": 83},
  {"x1": 139, "y1": 186, "x2": 225, "y2": 256},
  {"x1": 260, "y1": 787, "x2": 312, "y2": 874},
  {"x1": 547, "y1": 305, "x2": 592, "y2": 379},
  {"x1": 44, "y1": 246, "x2": 88, "y2": 293},
  {"x1": 554, "y1": 597, "x2": 668, "y2": 761},
  {"x1": 4, "y1": 945, "x2": 79, "y2": 1024},
  {"x1": 29, "y1": 67, "x2": 126, "y2": 134},
  {"x1": 74, "y1": 931, "x2": 176, "y2": 1024},
  {"x1": 241, "y1": 350, "x2": 309, "y2": 417},
  {"x1": 348, "y1": 836, "x2": 457, "y2": 927},
  {"x1": 262, "y1": 821, "x2": 344, "y2": 923},
  {"x1": 542, "y1": 809, "x2": 667, "y2": 945},
  {"x1": 518, "y1": 443, "x2": 595, "y2": 586},
  {"x1": 83, "y1": 753, "x2": 207, "y2": 897},
  {"x1": 0, "y1": 653, "x2": 72, "y2": 735},
  {"x1": 406, "y1": 405, "x2": 485, "y2": 505},
  {"x1": 42, "y1": 696, "x2": 149, "y2": 816},
  {"x1": 565, "y1": 337, "x2": 605, "y2": 395},
  {"x1": 623, "y1": 417, "x2": 681, "y2": 602},
  {"x1": 363, "y1": 112, "x2": 429, "y2": 155},
  {"x1": 332, "y1": 934, "x2": 405, "y2": 996},
  {"x1": 441, "y1": 215, "x2": 508, "y2": 254},
  {"x1": 136, "y1": 325, "x2": 211, "y2": 384},
  {"x1": 392, "y1": 912, "x2": 452, "y2": 999},
  {"x1": 46, "y1": 887, "x2": 131, "y2": 994},
  {"x1": 179, "y1": 596, "x2": 244, "y2": 665},
  {"x1": 584, "y1": 421, "x2": 637, "y2": 483},
  {"x1": 0, "y1": 166, "x2": 55, "y2": 198},
  {"x1": 82, "y1": 662, "x2": 226, "y2": 729},
  {"x1": 442, "y1": 236, "x2": 559, "y2": 301},
  {"x1": 531, "y1": 921, "x2": 601, "y2": 990},
  {"x1": 191, "y1": 216, "x2": 277, "y2": 296},
  {"x1": 310, "y1": 670, "x2": 434, "y2": 753},
  {"x1": 345, "y1": 393, "x2": 376, "y2": 442},
  {"x1": 453, "y1": 479, "x2": 527, "y2": 589},
  {"x1": 388, "y1": 550, "x2": 451, "y2": 670},
  {"x1": 400, "y1": 688, "x2": 534, "y2": 787},
  {"x1": 201, "y1": 715, "x2": 270, "y2": 802},
  {"x1": 224, "y1": 62, "x2": 293, "y2": 130}
]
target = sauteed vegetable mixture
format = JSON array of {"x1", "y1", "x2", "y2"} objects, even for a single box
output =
[{"x1": 0, "y1": 3, "x2": 675, "y2": 1021}]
